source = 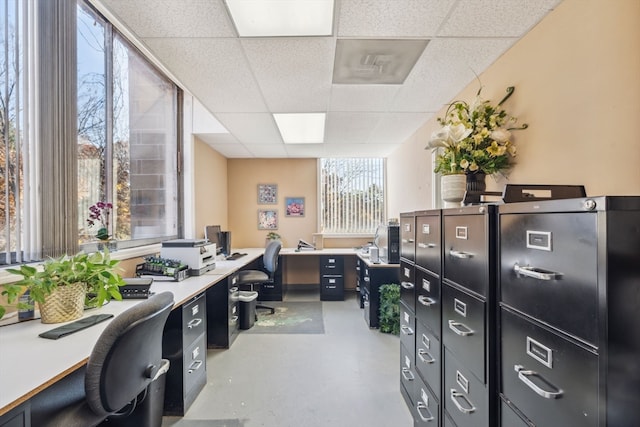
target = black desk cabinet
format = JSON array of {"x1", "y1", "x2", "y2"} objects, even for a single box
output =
[
  {"x1": 361, "y1": 262, "x2": 400, "y2": 328},
  {"x1": 320, "y1": 255, "x2": 345, "y2": 301},
  {"x1": 206, "y1": 275, "x2": 239, "y2": 349},
  {"x1": 162, "y1": 292, "x2": 207, "y2": 416},
  {"x1": 497, "y1": 196, "x2": 640, "y2": 426}
]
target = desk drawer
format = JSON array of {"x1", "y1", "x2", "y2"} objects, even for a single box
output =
[
  {"x1": 401, "y1": 212, "x2": 416, "y2": 262},
  {"x1": 442, "y1": 284, "x2": 485, "y2": 382},
  {"x1": 401, "y1": 342, "x2": 417, "y2": 406},
  {"x1": 414, "y1": 375, "x2": 440, "y2": 426},
  {"x1": 321, "y1": 275, "x2": 344, "y2": 300},
  {"x1": 415, "y1": 267, "x2": 440, "y2": 337},
  {"x1": 320, "y1": 255, "x2": 344, "y2": 272},
  {"x1": 183, "y1": 334, "x2": 206, "y2": 397},
  {"x1": 182, "y1": 294, "x2": 206, "y2": 344}
]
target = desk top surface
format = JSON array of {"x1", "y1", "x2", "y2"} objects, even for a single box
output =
[{"x1": 0, "y1": 246, "x2": 395, "y2": 414}]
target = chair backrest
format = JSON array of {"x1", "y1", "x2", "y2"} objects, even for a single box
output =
[
  {"x1": 263, "y1": 239, "x2": 282, "y2": 276},
  {"x1": 84, "y1": 292, "x2": 174, "y2": 416}
]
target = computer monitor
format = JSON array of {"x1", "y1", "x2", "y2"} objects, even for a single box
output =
[{"x1": 205, "y1": 225, "x2": 222, "y2": 255}]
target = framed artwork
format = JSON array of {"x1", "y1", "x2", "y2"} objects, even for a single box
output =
[
  {"x1": 258, "y1": 184, "x2": 277, "y2": 204},
  {"x1": 258, "y1": 209, "x2": 278, "y2": 230},
  {"x1": 285, "y1": 197, "x2": 305, "y2": 217}
]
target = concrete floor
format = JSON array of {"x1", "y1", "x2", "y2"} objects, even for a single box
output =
[{"x1": 162, "y1": 286, "x2": 413, "y2": 427}]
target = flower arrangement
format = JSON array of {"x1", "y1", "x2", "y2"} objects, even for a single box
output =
[
  {"x1": 426, "y1": 86, "x2": 528, "y2": 176},
  {"x1": 87, "y1": 201, "x2": 113, "y2": 241}
]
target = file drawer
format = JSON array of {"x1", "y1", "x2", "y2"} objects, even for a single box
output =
[
  {"x1": 400, "y1": 260, "x2": 416, "y2": 313},
  {"x1": 321, "y1": 275, "x2": 344, "y2": 300},
  {"x1": 416, "y1": 320, "x2": 441, "y2": 400},
  {"x1": 400, "y1": 212, "x2": 416, "y2": 262},
  {"x1": 415, "y1": 266, "x2": 440, "y2": 337},
  {"x1": 320, "y1": 255, "x2": 344, "y2": 272},
  {"x1": 500, "y1": 308, "x2": 598, "y2": 427},
  {"x1": 442, "y1": 284, "x2": 485, "y2": 382},
  {"x1": 400, "y1": 301, "x2": 416, "y2": 357},
  {"x1": 443, "y1": 213, "x2": 489, "y2": 297},
  {"x1": 401, "y1": 342, "x2": 417, "y2": 406},
  {"x1": 500, "y1": 400, "x2": 530, "y2": 427},
  {"x1": 182, "y1": 293, "x2": 206, "y2": 344},
  {"x1": 444, "y1": 347, "x2": 489, "y2": 427},
  {"x1": 183, "y1": 335, "x2": 206, "y2": 397},
  {"x1": 415, "y1": 210, "x2": 441, "y2": 276},
  {"x1": 413, "y1": 374, "x2": 440, "y2": 426},
  {"x1": 500, "y1": 212, "x2": 598, "y2": 345}
]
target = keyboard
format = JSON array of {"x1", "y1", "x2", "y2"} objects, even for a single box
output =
[{"x1": 226, "y1": 252, "x2": 247, "y2": 260}]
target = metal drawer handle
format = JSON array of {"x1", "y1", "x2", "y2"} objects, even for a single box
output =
[
  {"x1": 230, "y1": 315, "x2": 239, "y2": 322},
  {"x1": 450, "y1": 389, "x2": 476, "y2": 414},
  {"x1": 401, "y1": 368, "x2": 415, "y2": 381},
  {"x1": 418, "y1": 348, "x2": 436, "y2": 364},
  {"x1": 514, "y1": 264, "x2": 562, "y2": 281},
  {"x1": 229, "y1": 286, "x2": 238, "y2": 293},
  {"x1": 401, "y1": 325, "x2": 414, "y2": 336},
  {"x1": 187, "y1": 318, "x2": 203, "y2": 329},
  {"x1": 450, "y1": 250, "x2": 473, "y2": 259},
  {"x1": 515, "y1": 365, "x2": 563, "y2": 399},
  {"x1": 401, "y1": 281, "x2": 415, "y2": 290},
  {"x1": 418, "y1": 295, "x2": 436, "y2": 307},
  {"x1": 416, "y1": 401, "x2": 435, "y2": 422},
  {"x1": 364, "y1": 277, "x2": 370, "y2": 282},
  {"x1": 448, "y1": 320, "x2": 474, "y2": 336},
  {"x1": 418, "y1": 243, "x2": 436, "y2": 249},
  {"x1": 188, "y1": 360, "x2": 202, "y2": 373}
]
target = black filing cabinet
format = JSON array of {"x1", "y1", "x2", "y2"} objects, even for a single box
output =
[
  {"x1": 320, "y1": 255, "x2": 344, "y2": 300},
  {"x1": 206, "y1": 275, "x2": 239, "y2": 349},
  {"x1": 356, "y1": 257, "x2": 365, "y2": 308},
  {"x1": 163, "y1": 292, "x2": 207, "y2": 416},
  {"x1": 401, "y1": 209, "x2": 444, "y2": 426},
  {"x1": 497, "y1": 196, "x2": 640, "y2": 426},
  {"x1": 442, "y1": 205, "x2": 497, "y2": 427}
]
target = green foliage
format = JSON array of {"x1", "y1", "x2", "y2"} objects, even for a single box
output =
[
  {"x1": 266, "y1": 232, "x2": 281, "y2": 240},
  {"x1": 379, "y1": 283, "x2": 401, "y2": 335},
  {"x1": 1, "y1": 249, "x2": 125, "y2": 318}
]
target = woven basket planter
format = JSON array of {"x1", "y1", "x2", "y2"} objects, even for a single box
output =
[{"x1": 38, "y1": 282, "x2": 86, "y2": 324}]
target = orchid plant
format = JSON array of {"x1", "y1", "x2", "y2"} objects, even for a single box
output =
[
  {"x1": 87, "y1": 201, "x2": 113, "y2": 241},
  {"x1": 426, "y1": 86, "x2": 528, "y2": 176}
]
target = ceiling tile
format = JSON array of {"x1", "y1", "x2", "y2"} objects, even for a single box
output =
[
  {"x1": 368, "y1": 113, "x2": 431, "y2": 144},
  {"x1": 241, "y1": 37, "x2": 335, "y2": 112},
  {"x1": 329, "y1": 85, "x2": 399, "y2": 111},
  {"x1": 143, "y1": 38, "x2": 268, "y2": 113},
  {"x1": 324, "y1": 112, "x2": 385, "y2": 144},
  {"x1": 439, "y1": 0, "x2": 564, "y2": 37},
  {"x1": 214, "y1": 113, "x2": 282, "y2": 144},
  {"x1": 99, "y1": 0, "x2": 236, "y2": 38},
  {"x1": 243, "y1": 144, "x2": 290, "y2": 157},
  {"x1": 207, "y1": 143, "x2": 254, "y2": 158},
  {"x1": 195, "y1": 133, "x2": 240, "y2": 145},
  {"x1": 337, "y1": 0, "x2": 456, "y2": 37}
]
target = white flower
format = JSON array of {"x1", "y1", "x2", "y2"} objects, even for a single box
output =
[
  {"x1": 448, "y1": 123, "x2": 472, "y2": 143},
  {"x1": 490, "y1": 128, "x2": 511, "y2": 143},
  {"x1": 427, "y1": 124, "x2": 471, "y2": 149}
]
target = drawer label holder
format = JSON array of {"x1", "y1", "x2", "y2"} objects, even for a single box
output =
[{"x1": 526, "y1": 336, "x2": 553, "y2": 368}]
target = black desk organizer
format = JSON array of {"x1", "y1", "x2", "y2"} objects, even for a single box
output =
[
  {"x1": 136, "y1": 256, "x2": 189, "y2": 281},
  {"x1": 463, "y1": 184, "x2": 586, "y2": 205}
]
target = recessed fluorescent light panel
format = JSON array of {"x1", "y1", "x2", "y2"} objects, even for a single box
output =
[
  {"x1": 225, "y1": 0, "x2": 334, "y2": 37},
  {"x1": 274, "y1": 113, "x2": 326, "y2": 144},
  {"x1": 333, "y1": 39, "x2": 430, "y2": 84}
]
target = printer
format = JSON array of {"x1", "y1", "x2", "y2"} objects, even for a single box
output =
[{"x1": 160, "y1": 239, "x2": 216, "y2": 275}]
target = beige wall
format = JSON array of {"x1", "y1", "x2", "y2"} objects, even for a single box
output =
[
  {"x1": 194, "y1": 137, "x2": 228, "y2": 239},
  {"x1": 387, "y1": 0, "x2": 640, "y2": 217},
  {"x1": 227, "y1": 158, "x2": 318, "y2": 248}
]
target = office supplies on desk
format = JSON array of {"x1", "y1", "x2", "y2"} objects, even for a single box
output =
[
  {"x1": 136, "y1": 256, "x2": 189, "y2": 281},
  {"x1": 121, "y1": 277, "x2": 154, "y2": 299},
  {"x1": 161, "y1": 238, "x2": 217, "y2": 275},
  {"x1": 296, "y1": 239, "x2": 316, "y2": 251},
  {"x1": 39, "y1": 314, "x2": 114, "y2": 340}
]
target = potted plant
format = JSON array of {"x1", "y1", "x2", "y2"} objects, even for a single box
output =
[
  {"x1": 1, "y1": 249, "x2": 125, "y2": 323},
  {"x1": 426, "y1": 86, "x2": 528, "y2": 206},
  {"x1": 265, "y1": 231, "x2": 281, "y2": 248}
]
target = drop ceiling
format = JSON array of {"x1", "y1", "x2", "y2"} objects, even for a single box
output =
[{"x1": 91, "y1": 0, "x2": 563, "y2": 158}]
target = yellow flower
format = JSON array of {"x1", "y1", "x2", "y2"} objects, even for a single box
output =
[
  {"x1": 460, "y1": 159, "x2": 470, "y2": 169},
  {"x1": 469, "y1": 162, "x2": 479, "y2": 171},
  {"x1": 487, "y1": 141, "x2": 507, "y2": 157}
]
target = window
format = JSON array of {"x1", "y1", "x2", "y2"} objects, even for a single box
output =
[
  {"x1": 0, "y1": 0, "x2": 29, "y2": 264},
  {"x1": 319, "y1": 158, "x2": 385, "y2": 234},
  {"x1": 77, "y1": 2, "x2": 180, "y2": 249}
]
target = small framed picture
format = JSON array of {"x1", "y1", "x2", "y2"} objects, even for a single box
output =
[
  {"x1": 258, "y1": 184, "x2": 277, "y2": 204},
  {"x1": 258, "y1": 209, "x2": 278, "y2": 230},
  {"x1": 285, "y1": 197, "x2": 305, "y2": 217}
]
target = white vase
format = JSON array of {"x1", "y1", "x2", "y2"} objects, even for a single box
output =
[{"x1": 441, "y1": 174, "x2": 466, "y2": 208}]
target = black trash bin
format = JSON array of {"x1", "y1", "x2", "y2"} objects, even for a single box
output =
[
  {"x1": 239, "y1": 290, "x2": 259, "y2": 330},
  {"x1": 108, "y1": 359, "x2": 169, "y2": 427}
]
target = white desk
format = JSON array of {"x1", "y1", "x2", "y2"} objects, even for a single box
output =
[{"x1": 0, "y1": 248, "x2": 264, "y2": 417}]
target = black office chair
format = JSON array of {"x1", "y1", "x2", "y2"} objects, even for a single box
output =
[
  {"x1": 235, "y1": 239, "x2": 282, "y2": 315},
  {"x1": 43, "y1": 292, "x2": 174, "y2": 427}
]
